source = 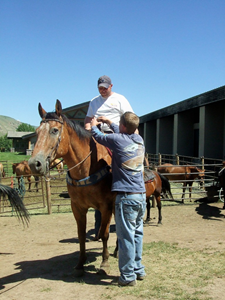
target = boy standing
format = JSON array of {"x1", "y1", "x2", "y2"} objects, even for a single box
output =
[{"x1": 91, "y1": 112, "x2": 146, "y2": 286}]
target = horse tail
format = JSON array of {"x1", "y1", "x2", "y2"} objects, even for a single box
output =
[
  {"x1": 158, "y1": 173, "x2": 174, "y2": 200},
  {"x1": 0, "y1": 183, "x2": 30, "y2": 226}
]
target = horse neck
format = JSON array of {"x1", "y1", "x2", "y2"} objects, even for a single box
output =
[{"x1": 62, "y1": 126, "x2": 111, "y2": 179}]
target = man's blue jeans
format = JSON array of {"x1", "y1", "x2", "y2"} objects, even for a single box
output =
[{"x1": 115, "y1": 192, "x2": 146, "y2": 283}]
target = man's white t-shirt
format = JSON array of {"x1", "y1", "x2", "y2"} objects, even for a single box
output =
[{"x1": 86, "y1": 92, "x2": 134, "y2": 131}]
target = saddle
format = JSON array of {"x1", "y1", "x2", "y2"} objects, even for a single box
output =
[{"x1": 144, "y1": 169, "x2": 156, "y2": 183}]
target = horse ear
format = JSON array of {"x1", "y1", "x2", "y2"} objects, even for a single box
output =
[
  {"x1": 38, "y1": 103, "x2": 47, "y2": 119},
  {"x1": 55, "y1": 99, "x2": 62, "y2": 116}
]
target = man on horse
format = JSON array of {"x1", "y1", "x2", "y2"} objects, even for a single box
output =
[
  {"x1": 84, "y1": 75, "x2": 134, "y2": 240},
  {"x1": 91, "y1": 112, "x2": 146, "y2": 287}
]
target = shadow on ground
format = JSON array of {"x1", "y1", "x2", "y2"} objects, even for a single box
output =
[
  {"x1": 195, "y1": 199, "x2": 225, "y2": 220},
  {"x1": 0, "y1": 249, "x2": 118, "y2": 292}
]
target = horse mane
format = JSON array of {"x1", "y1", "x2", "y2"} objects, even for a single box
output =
[{"x1": 44, "y1": 112, "x2": 92, "y2": 140}]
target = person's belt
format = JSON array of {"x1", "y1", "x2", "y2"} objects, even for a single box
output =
[{"x1": 117, "y1": 192, "x2": 143, "y2": 195}]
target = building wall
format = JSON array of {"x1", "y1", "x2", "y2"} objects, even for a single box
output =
[{"x1": 140, "y1": 85, "x2": 225, "y2": 159}]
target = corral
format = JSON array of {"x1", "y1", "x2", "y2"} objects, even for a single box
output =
[{"x1": 0, "y1": 153, "x2": 224, "y2": 215}]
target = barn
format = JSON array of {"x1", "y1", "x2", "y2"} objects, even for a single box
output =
[{"x1": 139, "y1": 85, "x2": 225, "y2": 159}]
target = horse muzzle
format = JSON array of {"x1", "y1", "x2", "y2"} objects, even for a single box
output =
[{"x1": 28, "y1": 154, "x2": 48, "y2": 175}]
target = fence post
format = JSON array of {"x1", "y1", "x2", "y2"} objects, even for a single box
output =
[
  {"x1": 201, "y1": 156, "x2": 205, "y2": 169},
  {"x1": 176, "y1": 154, "x2": 179, "y2": 165},
  {"x1": 201, "y1": 156, "x2": 205, "y2": 191},
  {"x1": 40, "y1": 176, "x2": 46, "y2": 207},
  {"x1": 45, "y1": 179, "x2": 52, "y2": 214},
  {"x1": 158, "y1": 153, "x2": 161, "y2": 165}
]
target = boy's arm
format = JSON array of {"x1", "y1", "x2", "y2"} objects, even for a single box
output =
[{"x1": 91, "y1": 118, "x2": 116, "y2": 148}]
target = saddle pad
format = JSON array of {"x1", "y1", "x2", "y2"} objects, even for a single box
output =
[{"x1": 144, "y1": 169, "x2": 156, "y2": 183}]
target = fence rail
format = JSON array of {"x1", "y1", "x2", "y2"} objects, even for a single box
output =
[{"x1": 0, "y1": 154, "x2": 224, "y2": 216}]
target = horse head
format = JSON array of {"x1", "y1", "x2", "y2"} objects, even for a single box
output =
[
  {"x1": 29, "y1": 99, "x2": 92, "y2": 176},
  {"x1": 194, "y1": 167, "x2": 205, "y2": 188},
  {"x1": 29, "y1": 100, "x2": 68, "y2": 175}
]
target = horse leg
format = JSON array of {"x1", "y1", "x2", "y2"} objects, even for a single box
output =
[
  {"x1": 181, "y1": 183, "x2": 187, "y2": 203},
  {"x1": 155, "y1": 195, "x2": 162, "y2": 225},
  {"x1": 28, "y1": 176, "x2": 31, "y2": 192},
  {"x1": 98, "y1": 207, "x2": 112, "y2": 275},
  {"x1": 113, "y1": 238, "x2": 118, "y2": 258},
  {"x1": 145, "y1": 197, "x2": 151, "y2": 222},
  {"x1": 189, "y1": 183, "x2": 193, "y2": 202},
  {"x1": 71, "y1": 202, "x2": 88, "y2": 276},
  {"x1": 35, "y1": 176, "x2": 39, "y2": 192}
]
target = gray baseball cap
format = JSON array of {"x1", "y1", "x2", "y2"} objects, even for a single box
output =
[{"x1": 98, "y1": 75, "x2": 112, "y2": 88}]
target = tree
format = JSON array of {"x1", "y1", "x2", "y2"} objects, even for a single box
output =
[
  {"x1": 16, "y1": 123, "x2": 35, "y2": 132},
  {"x1": 0, "y1": 134, "x2": 12, "y2": 151}
]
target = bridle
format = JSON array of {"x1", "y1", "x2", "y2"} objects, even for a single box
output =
[
  {"x1": 40, "y1": 117, "x2": 92, "y2": 179},
  {"x1": 40, "y1": 118, "x2": 64, "y2": 174}
]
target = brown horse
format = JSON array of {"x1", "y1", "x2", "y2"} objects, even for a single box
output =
[
  {"x1": 50, "y1": 158, "x2": 64, "y2": 173},
  {"x1": 157, "y1": 163, "x2": 205, "y2": 203},
  {"x1": 12, "y1": 161, "x2": 39, "y2": 192},
  {"x1": 144, "y1": 169, "x2": 173, "y2": 224},
  {"x1": 28, "y1": 100, "x2": 115, "y2": 276},
  {"x1": 0, "y1": 162, "x2": 5, "y2": 182}
]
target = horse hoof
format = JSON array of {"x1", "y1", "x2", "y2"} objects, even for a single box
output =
[
  {"x1": 113, "y1": 250, "x2": 118, "y2": 258},
  {"x1": 144, "y1": 218, "x2": 151, "y2": 224},
  {"x1": 98, "y1": 263, "x2": 110, "y2": 275},
  {"x1": 73, "y1": 268, "x2": 85, "y2": 277}
]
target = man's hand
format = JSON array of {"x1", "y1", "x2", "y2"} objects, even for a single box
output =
[
  {"x1": 97, "y1": 116, "x2": 112, "y2": 125},
  {"x1": 91, "y1": 117, "x2": 101, "y2": 127}
]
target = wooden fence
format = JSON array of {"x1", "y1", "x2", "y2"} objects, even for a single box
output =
[{"x1": 0, "y1": 154, "x2": 224, "y2": 216}]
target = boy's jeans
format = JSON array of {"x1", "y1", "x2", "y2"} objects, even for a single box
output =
[{"x1": 115, "y1": 192, "x2": 146, "y2": 283}]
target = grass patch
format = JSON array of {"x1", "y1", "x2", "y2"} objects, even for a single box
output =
[{"x1": 87, "y1": 241, "x2": 225, "y2": 300}]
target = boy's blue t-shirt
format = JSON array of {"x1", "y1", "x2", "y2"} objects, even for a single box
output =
[{"x1": 91, "y1": 123, "x2": 146, "y2": 193}]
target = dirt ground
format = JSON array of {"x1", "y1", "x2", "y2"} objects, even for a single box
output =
[{"x1": 1, "y1": 201, "x2": 225, "y2": 300}]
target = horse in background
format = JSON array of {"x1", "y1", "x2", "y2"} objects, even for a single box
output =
[
  {"x1": 50, "y1": 158, "x2": 64, "y2": 173},
  {"x1": 157, "y1": 163, "x2": 205, "y2": 203},
  {"x1": 144, "y1": 169, "x2": 173, "y2": 224},
  {"x1": 0, "y1": 163, "x2": 5, "y2": 182},
  {"x1": 12, "y1": 161, "x2": 39, "y2": 192}
]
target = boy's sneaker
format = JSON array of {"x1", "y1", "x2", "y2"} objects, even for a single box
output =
[
  {"x1": 137, "y1": 275, "x2": 145, "y2": 280},
  {"x1": 118, "y1": 279, "x2": 136, "y2": 287}
]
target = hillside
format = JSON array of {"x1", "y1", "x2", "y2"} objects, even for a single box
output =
[{"x1": 0, "y1": 115, "x2": 21, "y2": 137}]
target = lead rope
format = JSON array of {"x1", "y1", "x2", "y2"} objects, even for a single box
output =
[{"x1": 44, "y1": 150, "x2": 93, "y2": 181}]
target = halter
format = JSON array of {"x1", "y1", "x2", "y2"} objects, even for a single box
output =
[{"x1": 40, "y1": 117, "x2": 92, "y2": 179}]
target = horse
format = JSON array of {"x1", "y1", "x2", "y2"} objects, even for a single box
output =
[
  {"x1": 50, "y1": 158, "x2": 64, "y2": 173},
  {"x1": 217, "y1": 162, "x2": 225, "y2": 209},
  {"x1": 157, "y1": 163, "x2": 205, "y2": 203},
  {"x1": 144, "y1": 169, "x2": 173, "y2": 224},
  {"x1": 0, "y1": 183, "x2": 29, "y2": 225},
  {"x1": 28, "y1": 100, "x2": 116, "y2": 276},
  {"x1": 0, "y1": 162, "x2": 5, "y2": 182},
  {"x1": 12, "y1": 161, "x2": 39, "y2": 192}
]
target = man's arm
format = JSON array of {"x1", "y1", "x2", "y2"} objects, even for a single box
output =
[{"x1": 84, "y1": 116, "x2": 93, "y2": 130}]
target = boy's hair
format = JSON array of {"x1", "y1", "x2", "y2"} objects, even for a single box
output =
[{"x1": 120, "y1": 112, "x2": 139, "y2": 134}]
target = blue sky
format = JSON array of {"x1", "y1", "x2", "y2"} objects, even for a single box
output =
[{"x1": 1, "y1": 0, "x2": 225, "y2": 126}]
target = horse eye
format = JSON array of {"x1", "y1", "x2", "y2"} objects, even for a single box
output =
[{"x1": 50, "y1": 128, "x2": 59, "y2": 135}]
